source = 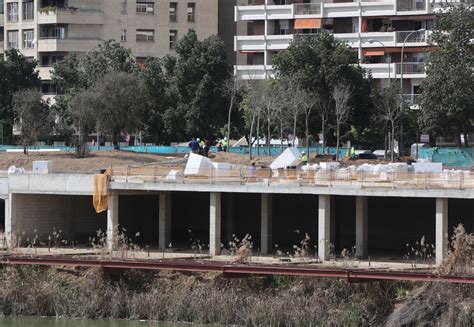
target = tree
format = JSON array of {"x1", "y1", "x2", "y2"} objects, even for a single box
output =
[
  {"x1": 333, "y1": 84, "x2": 353, "y2": 161},
  {"x1": 140, "y1": 57, "x2": 169, "y2": 144},
  {"x1": 273, "y1": 33, "x2": 371, "y2": 148},
  {"x1": 418, "y1": 3, "x2": 474, "y2": 146},
  {"x1": 69, "y1": 90, "x2": 98, "y2": 157},
  {"x1": 375, "y1": 84, "x2": 401, "y2": 161},
  {"x1": 223, "y1": 77, "x2": 243, "y2": 152},
  {"x1": 89, "y1": 72, "x2": 148, "y2": 146},
  {"x1": 0, "y1": 49, "x2": 41, "y2": 143},
  {"x1": 12, "y1": 90, "x2": 52, "y2": 154},
  {"x1": 52, "y1": 40, "x2": 137, "y2": 93},
  {"x1": 163, "y1": 30, "x2": 230, "y2": 140}
]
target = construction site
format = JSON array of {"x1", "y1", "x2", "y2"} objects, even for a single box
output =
[{"x1": 0, "y1": 148, "x2": 472, "y2": 326}]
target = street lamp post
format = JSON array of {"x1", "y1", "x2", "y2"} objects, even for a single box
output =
[
  {"x1": 368, "y1": 39, "x2": 391, "y2": 85},
  {"x1": 399, "y1": 28, "x2": 425, "y2": 157}
]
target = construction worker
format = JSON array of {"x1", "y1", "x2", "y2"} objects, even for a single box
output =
[
  {"x1": 301, "y1": 151, "x2": 308, "y2": 165},
  {"x1": 222, "y1": 137, "x2": 229, "y2": 152}
]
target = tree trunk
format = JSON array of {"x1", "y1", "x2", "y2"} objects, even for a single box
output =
[
  {"x1": 280, "y1": 121, "x2": 284, "y2": 154},
  {"x1": 249, "y1": 112, "x2": 256, "y2": 160},
  {"x1": 321, "y1": 114, "x2": 327, "y2": 149},
  {"x1": 391, "y1": 121, "x2": 395, "y2": 162},
  {"x1": 336, "y1": 123, "x2": 340, "y2": 162},
  {"x1": 267, "y1": 119, "x2": 271, "y2": 156},
  {"x1": 305, "y1": 112, "x2": 310, "y2": 158},
  {"x1": 256, "y1": 117, "x2": 260, "y2": 157},
  {"x1": 292, "y1": 113, "x2": 297, "y2": 147},
  {"x1": 227, "y1": 95, "x2": 234, "y2": 153}
]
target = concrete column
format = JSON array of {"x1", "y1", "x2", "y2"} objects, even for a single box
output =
[
  {"x1": 436, "y1": 198, "x2": 448, "y2": 265},
  {"x1": 159, "y1": 192, "x2": 172, "y2": 250},
  {"x1": 330, "y1": 196, "x2": 336, "y2": 245},
  {"x1": 107, "y1": 193, "x2": 119, "y2": 251},
  {"x1": 318, "y1": 195, "x2": 331, "y2": 261},
  {"x1": 209, "y1": 192, "x2": 222, "y2": 256},
  {"x1": 4, "y1": 194, "x2": 13, "y2": 247},
  {"x1": 226, "y1": 193, "x2": 234, "y2": 244},
  {"x1": 355, "y1": 196, "x2": 368, "y2": 258},
  {"x1": 261, "y1": 193, "x2": 273, "y2": 255}
]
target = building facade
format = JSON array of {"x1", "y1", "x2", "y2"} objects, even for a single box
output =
[
  {"x1": 234, "y1": 0, "x2": 455, "y2": 105},
  {"x1": 2, "y1": 0, "x2": 236, "y2": 99}
]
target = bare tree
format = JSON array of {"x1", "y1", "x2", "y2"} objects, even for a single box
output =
[
  {"x1": 261, "y1": 81, "x2": 280, "y2": 156},
  {"x1": 376, "y1": 84, "x2": 401, "y2": 162},
  {"x1": 223, "y1": 77, "x2": 242, "y2": 152},
  {"x1": 245, "y1": 81, "x2": 264, "y2": 160},
  {"x1": 333, "y1": 84, "x2": 353, "y2": 161},
  {"x1": 13, "y1": 89, "x2": 52, "y2": 155},
  {"x1": 300, "y1": 91, "x2": 319, "y2": 157},
  {"x1": 280, "y1": 77, "x2": 304, "y2": 147}
]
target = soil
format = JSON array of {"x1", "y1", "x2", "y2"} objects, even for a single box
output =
[{"x1": 0, "y1": 150, "x2": 183, "y2": 173}]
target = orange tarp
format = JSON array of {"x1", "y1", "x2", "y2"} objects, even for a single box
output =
[
  {"x1": 363, "y1": 50, "x2": 385, "y2": 56},
  {"x1": 93, "y1": 167, "x2": 111, "y2": 213},
  {"x1": 294, "y1": 18, "x2": 321, "y2": 29}
]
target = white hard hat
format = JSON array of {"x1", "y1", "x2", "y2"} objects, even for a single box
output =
[
  {"x1": 302, "y1": 151, "x2": 306, "y2": 154},
  {"x1": 197, "y1": 138, "x2": 200, "y2": 141}
]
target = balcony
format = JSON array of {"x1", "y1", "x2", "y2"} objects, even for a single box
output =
[
  {"x1": 395, "y1": 30, "x2": 430, "y2": 45},
  {"x1": 401, "y1": 94, "x2": 421, "y2": 106},
  {"x1": 38, "y1": 37, "x2": 102, "y2": 52},
  {"x1": 38, "y1": 8, "x2": 105, "y2": 25},
  {"x1": 234, "y1": 65, "x2": 275, "y2": 80},
  {"x1": 395, "y1": 62, "x2": 426, "y2": 77},
  {"x1": 235, "y1": 4, "x2": 293, "y2": 21},
  {"x1": 235, "y1": 35, "x2": 294, "y2": 52},
  {"x1": 397, "y1": 0, "x2": 429, "y2": 15},
  {"x1": 294, "y1": 3, "x2": 322, "y2": 17},
  {"x1": 37, "y1": 66, "x2": 53, "y2": 80},
  {"x1": 360, "y1": 63, "x2": 396, "y2": 79}
]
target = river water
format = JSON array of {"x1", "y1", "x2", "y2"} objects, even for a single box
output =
[{"x1": 0, "y1": 317, "x2": 198, "y2": 327}]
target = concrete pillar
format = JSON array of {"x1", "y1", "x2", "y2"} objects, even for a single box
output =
[
  {"x1": 159, "y1": 192, "x2": 172, "y2": 250},
  {"x1": 209, "y1": 192, "x2": 222, "y2": 256},
  {"x1": 436, "y1": 198, "x2": 448, "y2": 265},
  {"x1": 330, "y1": 196, "x2": 336, "y2": 245},
  {"x1": 318, "y1": 195, "x2": 331, "y2": 261},
  {"x1": 4, "y1": 194, "x2": 13, "y2": 247},
  {"x1": 107, "y1": 193, "x2": 119, "y2": 251},
  {"x1": 226, "y1": 193, "x2": 234, "y2": 244},
  {"x1": 355, "y1": 196, "x2": 368, "y2": 258},
  {"x1": 261, "y1": 193, "x2": 273, "y2": 255}
]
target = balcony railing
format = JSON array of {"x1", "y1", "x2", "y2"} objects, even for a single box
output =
[
  {"x1": 396, "y1": 30, "x2": 428, "y2": 43},
  {"x1": 294, "y1": 3, "x2": 321, "y2": 15},
  {"x1": 396, "y1": 62, "x2": 425, "y2": 75},
  {"x1": 397, "y1": 0, "x2": 427, "y2": 11},
  {"x1": 401, "y1": 94, "x2": 421, "y2": 105}
]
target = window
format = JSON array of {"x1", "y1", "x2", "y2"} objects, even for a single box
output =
[
  {"x1": 136, "y1": 29, "x2": 154, "y2": 42},
  {"x1": 7, "y1": 2, "x2": 19, "y2": 22},
  {"x1": 169, "y1": 30, "x2": 177, "y2": 49},
  {"x1": 136, "y1": 2, "x2": 154, "y2": 14},
  {"x1": 23, "y1": 30, "x2": 34, "y2": 48},
  {"x1": 7, "y1": 30, "x2": 19, "y2": 49},
  {"x1": 120, "y1": 0, "x2": 127, "y2": 13},
  {"x1": 0, "y1": 0, "x2": 4, "y2": 15},
  {"x1": 169, "y1": 2, "x2": 177, "y2": 22},
  {"x1": 121, "y1": 29, "x2": 127, "y2": 42},
  {"x1": 51, "y1": 27, "x2": 66, "y2": 39},
  {"x1": 22, "y1": 1, "x2": 34, "y2": 20},
  {"x1": 187, "y1": 3, "x2": 195, "y2": 23}
]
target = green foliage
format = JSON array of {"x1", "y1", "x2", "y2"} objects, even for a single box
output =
[
  {"x1": 418, "y1": 3, "x2": 474, "y2": 143},
  {"x1": 0, "y1": 49, "x2": 41, "y2": 143},
  {"x1": 163, "y1": 30, "x2": 231, "y2": 140}
]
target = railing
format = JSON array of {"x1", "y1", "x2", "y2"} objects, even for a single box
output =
[
  {"x1": 397, "y1": 0, "x2": 427, "y2": 11},
  {"x1": 396, "y1": 62, "x2": 425, "y2": 74},
  {"x1": 401, "y1": 94, "x2": 421, "y2": 105},
  {"x1": 396, "y1": 30, "x2": 427, "y2": 43},
  {"x1": 294, "y1": 3, "x2": 322, "y2": 15},
  {"x1": 110, "y1": 165, "x2": 474, "y2": 191}
]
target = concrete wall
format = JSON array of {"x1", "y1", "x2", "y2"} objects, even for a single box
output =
[{"x1": 10, "y1": 194, "x2": 105, "y2": 244}]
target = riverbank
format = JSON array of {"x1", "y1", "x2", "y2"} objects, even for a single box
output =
[{"x1": 0, "y1": 266, "x2": 472, "y2": 326}]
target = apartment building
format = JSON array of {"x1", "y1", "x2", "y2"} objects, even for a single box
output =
[
  {"x1": 2, "y1": 0, "x2": 237, "y2": 99},
  {"x1": 234, "y1": 0, "x2": 455, "y2": 105}
]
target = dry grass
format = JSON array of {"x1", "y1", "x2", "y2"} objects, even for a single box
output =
[{"x1": 0, "y1": 267, "x2": 405, "y2": 326}]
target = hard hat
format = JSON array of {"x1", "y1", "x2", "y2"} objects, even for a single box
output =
[
  {"x1": 197, "y1": 138, "x2": 200, "y2": 141},
  {"x1": 302, "y1": 151, "x2": 306, "y2": 154}
]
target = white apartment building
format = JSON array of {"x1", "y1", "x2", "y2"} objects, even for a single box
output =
[
  {"x1": 234, "y1": 0, "x2": 457, "y2": 105},
  {"x1": 1, "y1": 0, "x2": 237, "y2": 100}
]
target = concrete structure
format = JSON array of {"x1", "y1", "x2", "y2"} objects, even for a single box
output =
[
  {"x1": 233, "y1": 0, "x2": 461, "y2": 103},
  {"x1": 2, "y1": 0, "x2": 236, "y2": 100},
  {"x1": 1, "y1": 170, "x2": 473, "y2": 266}
]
